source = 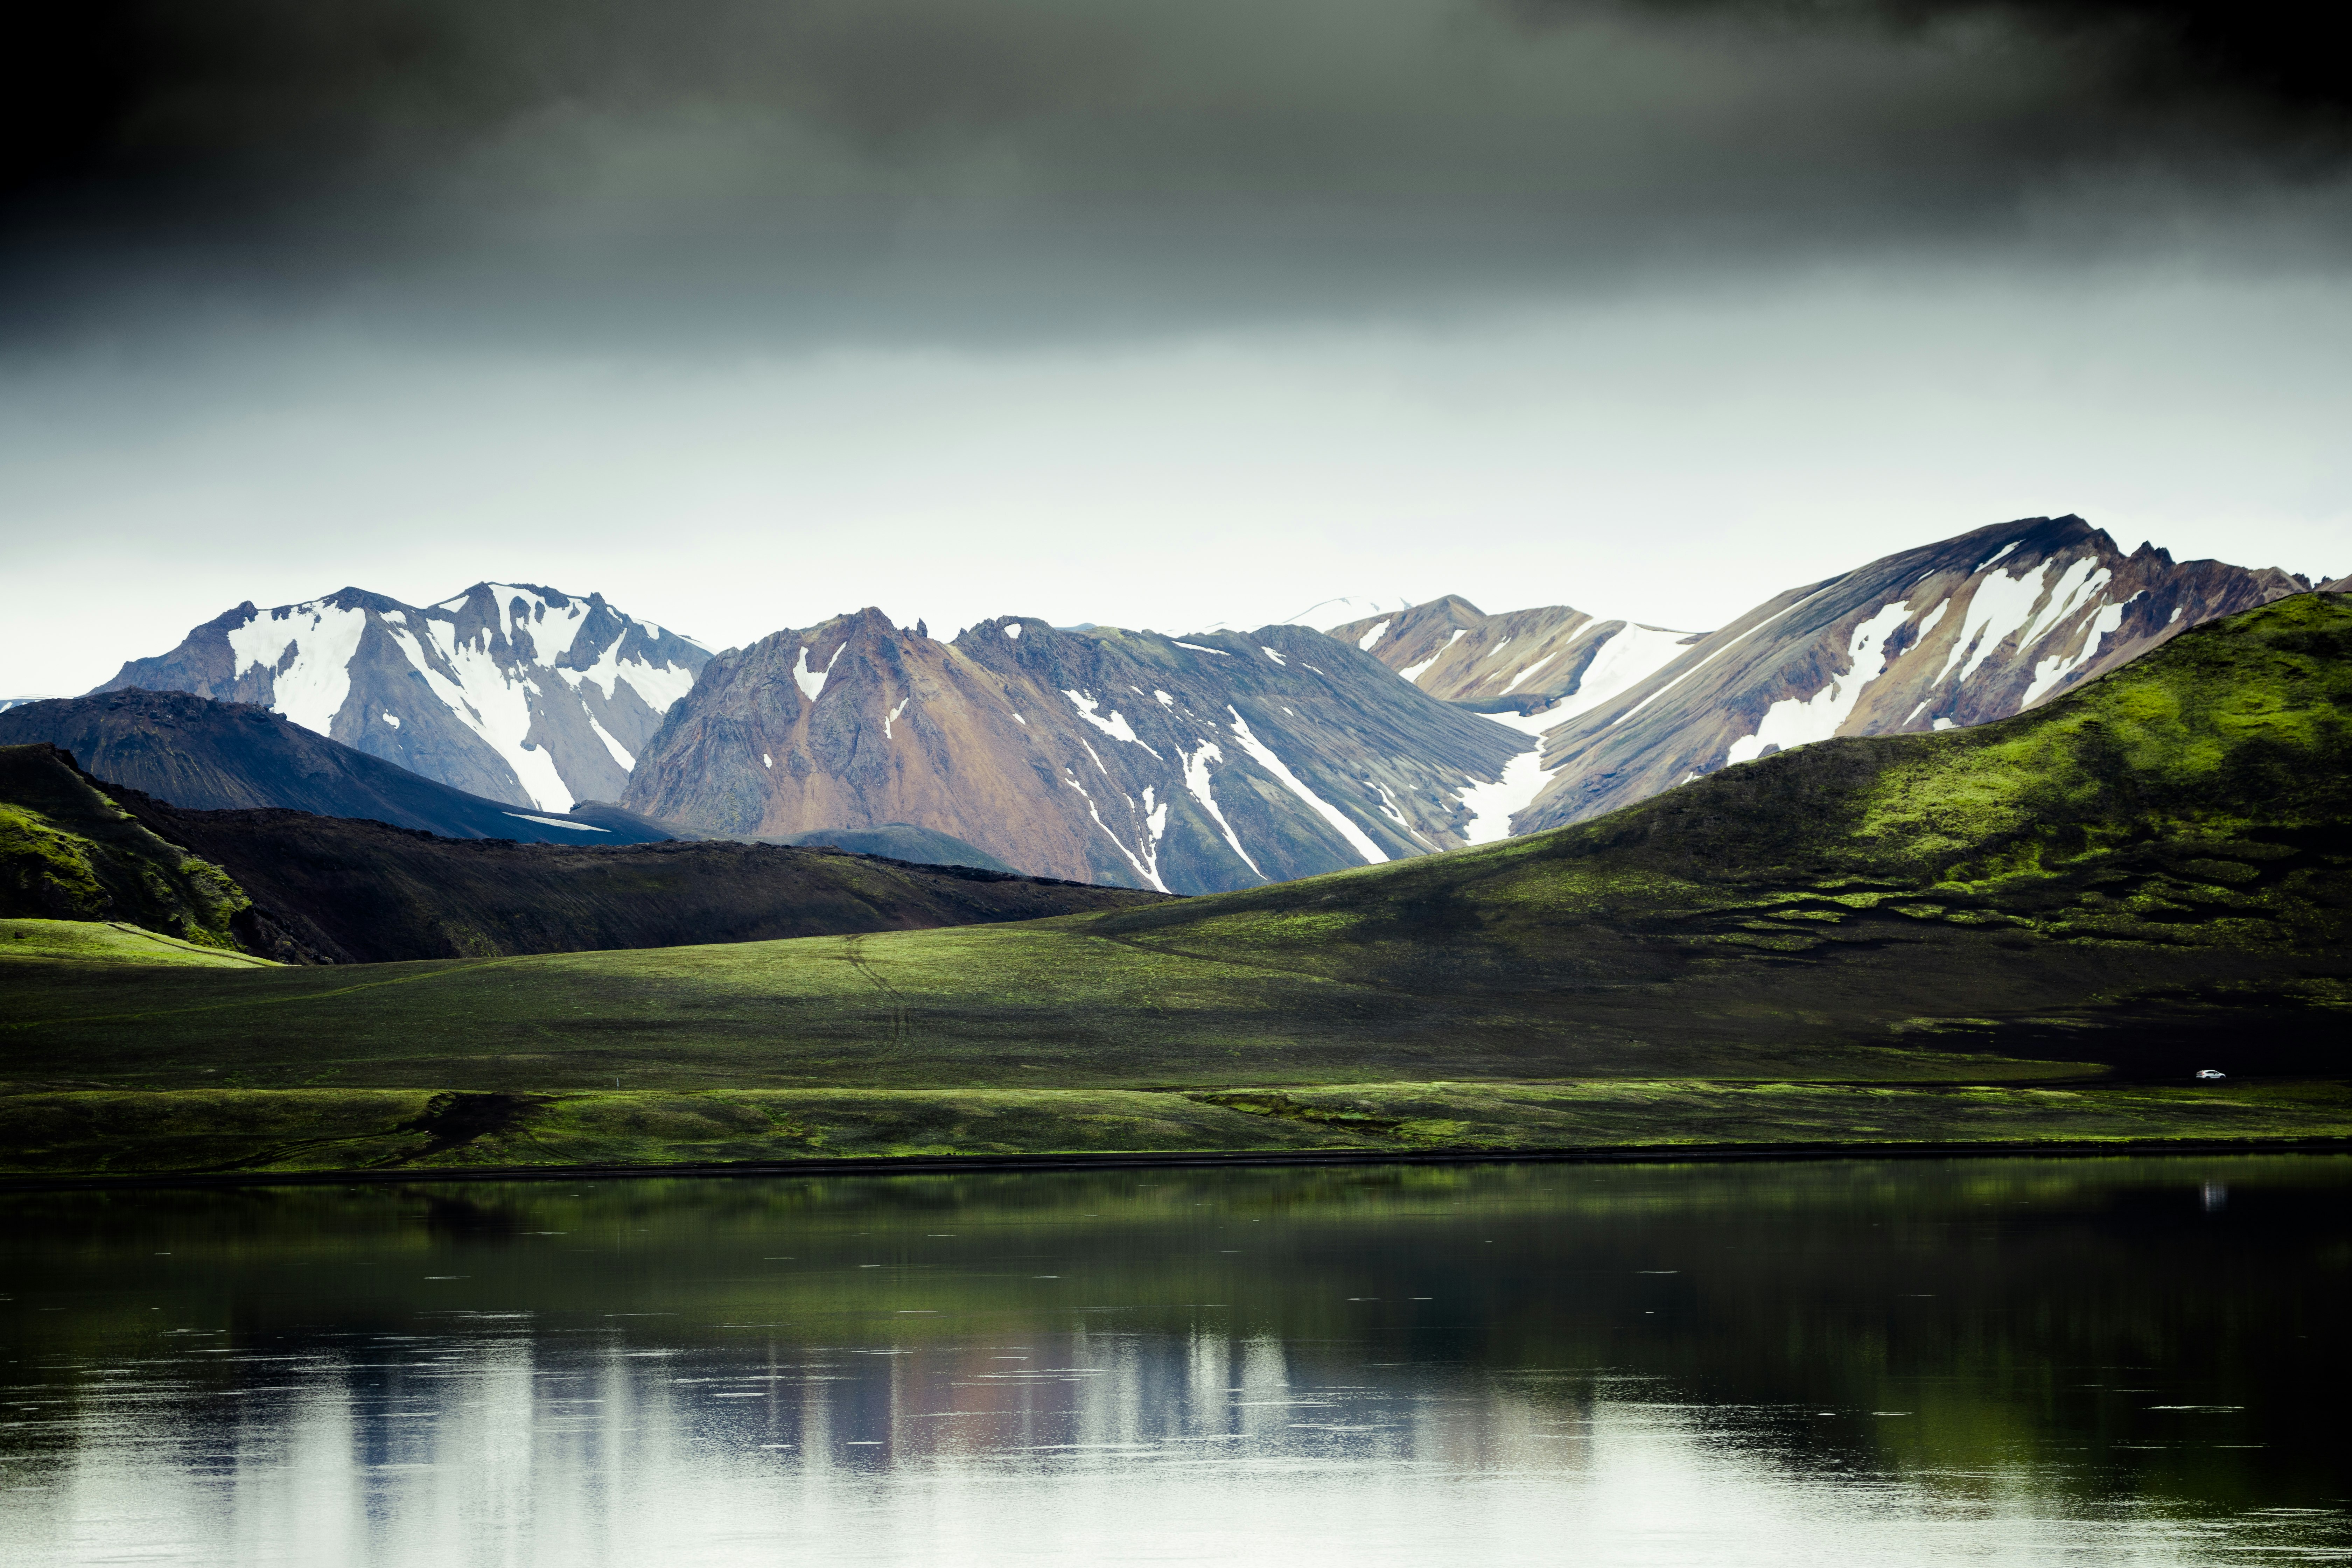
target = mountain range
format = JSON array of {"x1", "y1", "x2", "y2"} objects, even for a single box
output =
[
  {"x1": 78, "y1": 515, "x2": 2325, "y2": 892},
  {"x1": 97, "y1": 583, "x2": 710, "y2": 814},
  {"x1": 1502, "y1": 516, "x2": 2312, "y2": 832},
  {"x1": 13, "y1": 593, "x2": 2347, "y2": 1120},
  {"x1": 618, "y1": 610, "x2": 1524, "y2": 890}
]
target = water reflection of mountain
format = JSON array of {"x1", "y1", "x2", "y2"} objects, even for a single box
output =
[{"x1": 2, "y1": 1158, "x2": 2346, "y2": 1564}]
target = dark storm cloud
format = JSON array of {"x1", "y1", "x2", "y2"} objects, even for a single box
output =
[{"x1": 6, "y1": 0, "x2": 2349, "y2": 348}]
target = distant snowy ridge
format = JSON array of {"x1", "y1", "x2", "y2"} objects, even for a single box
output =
[
  {"x1": 1327, "y1": 595, "x2": 1708, "y2": 842},
  {"x1": 1328, "y1": 515, "x2": 2310, "y2": 837},
  {"x1": 1512, "y1": 515, "x2": 2312, "y2": 832},
  {"x1": 74, "y1": 516, "x2": 2314, "y2": 870},
  {"x1": 1331, "y1": 595, "x2": 1706, "y2": 715},
  {"x1": 97, "y1": 583, "x2": 710, "y2": 813}
]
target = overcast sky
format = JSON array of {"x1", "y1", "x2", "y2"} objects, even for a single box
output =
[{"x1": 5, "y1": 0, "x2": 2349, "y2": 691}]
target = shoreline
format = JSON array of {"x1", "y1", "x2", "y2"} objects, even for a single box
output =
[{"x1": 7, "y1": 1132, "x2": 2349, "y2": 1194}]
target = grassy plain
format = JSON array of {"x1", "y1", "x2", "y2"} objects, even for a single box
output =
[{"x1": 2, "y1": 1079, "x2": 2346, "y2": 1178}]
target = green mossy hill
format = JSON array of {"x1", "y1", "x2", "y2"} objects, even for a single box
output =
[{"x1": 0, "y1": 746, "x2": 250, "y2": 950}]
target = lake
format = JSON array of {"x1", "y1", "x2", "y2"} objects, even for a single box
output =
[{"x1": 2, "y1": 1155, "x2": 2346, "y2": 1566}]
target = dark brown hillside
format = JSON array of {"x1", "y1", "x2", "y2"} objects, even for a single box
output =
[
  {"x1": 109, "y1": 790, "x2": 1171, "y2": 964},
  {"x1": 0, "y1": 690, "x2": 677, "y2": 844}
]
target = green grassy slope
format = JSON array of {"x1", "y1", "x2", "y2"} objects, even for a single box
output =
[
  {"x1": 0, "y1": 746, "x2": 251, "y2": 949},
  {"x1": 0, "y1": 918, "x2": 279, "y2": 968},
  {"x1": 3, "y1": 596, "x2": 2347, "y2": 1174}
]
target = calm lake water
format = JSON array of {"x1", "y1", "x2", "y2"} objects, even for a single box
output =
[{"x1": 2, "y1": 1155, "x2": 2346, "y2": 1567}]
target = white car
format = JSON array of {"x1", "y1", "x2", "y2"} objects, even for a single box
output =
[{"x1": 2193, "y1": 1069, "x2": 2227, "y2": 1080}]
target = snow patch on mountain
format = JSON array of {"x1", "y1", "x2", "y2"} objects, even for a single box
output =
[
  {"x1": 1225, "y1": 707, "x2": 1390, "y2": 865},
  {"x1": 1550, "y1": 625, "x2": 1698, "y2": 723},
  {"x1": 557, "y1": 628, "x2": 699, "y2": 714},
  {"x1": 1949, "y1": 559, "x2": 2109, "y2": 690},
  {"x1": 588, "y1": 715, "x2": 635, "y2": 770},
  {"x1": 1066, "y1": 770, "x2": 1167, "y2": 891},
  {"x1": 438, "y1": 632, "x2": 574, "y2": 810},
  {"x1": 1618, "y1": 585, "x2": 1837, "y2": 729},
  {"x1": 1180, "y1": 741, "x2": 1264, "y2": 880},
  {"x1": 1456, "y1": 746, "x2": 1549, "y2": 846},
  {"x1": 226, "y1": 601, "x2": 369, "y2": 735},
  {"x1": 1502, "y1": 650, "x2": 1558, "y2": 693},
  {"x1": 1063, "y1": 690, "x2": 1161, "y2": 756},
  {"x1": 1399, "y1": 630, "x2": 1469, "y2": 684},
  {"x1": 2022, "y1": 592, "x2": 2138, "y2": 707},
  {"x1": 1726, "y1": 599, "x2": 1915, "y2": 765},
  {"x1": 793, "y1": 647, "x2": 830, "y2": 702}
]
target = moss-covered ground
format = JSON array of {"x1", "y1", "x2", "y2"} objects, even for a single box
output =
[
  {"x1": 2, "y1": 596, "x2": 2347, "y2": 1177},
  {"x1": 0, "y1": 1079, "x2": 2344, "y2": 1177}
]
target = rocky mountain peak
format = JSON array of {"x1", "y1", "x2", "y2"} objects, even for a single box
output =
[
  {"x1": 624, "y1": 609, "x2": 1527, "y2": 890},
  {"x1": 96, "y1": 583, "x2": 710, "y2": 814},
  {"x1": 1331, "y1": 594, "x2": 1708, "y2": 723}
]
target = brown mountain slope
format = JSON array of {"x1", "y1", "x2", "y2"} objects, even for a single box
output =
[{"x1": 621, "y1": 610, "x2": 1526, "y2": 892}]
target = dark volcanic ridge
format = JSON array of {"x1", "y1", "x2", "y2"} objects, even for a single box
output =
[
  {"x1": 110, "y1": 790, "x2": 1170, "y2": 964},
  {"x1": 0, "y1": 690, "x2": 676, "y2": 845},
  {"x1": 0, "y1": 741, "x2": 1170, "y2": 965}
]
